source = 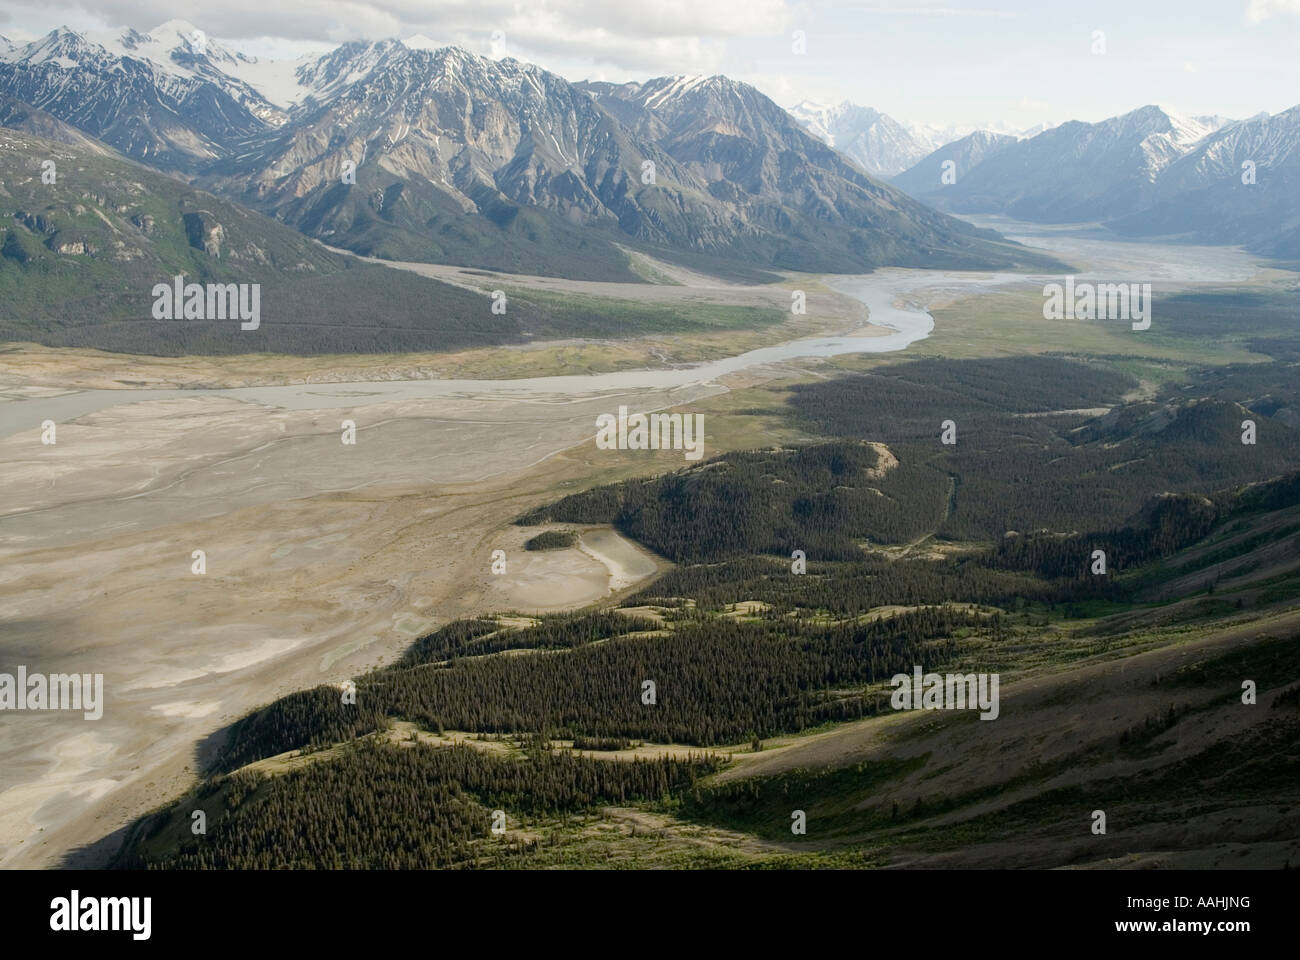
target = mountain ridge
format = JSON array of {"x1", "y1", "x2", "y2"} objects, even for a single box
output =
[{"x1": 0, "y1": 24, "x2": 1065, "y2": 279}]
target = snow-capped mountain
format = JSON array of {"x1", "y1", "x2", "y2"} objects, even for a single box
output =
[
  {"x1": 212, "y1": 42, "x2": 697, "y2": 269},
  {"x1": 897, "y1": 118, "x2": 1055, "y2": 152},
  {"x1": 0, "y1": 21, "x2": 283, "y2": 167},
  {"x1": 2, "y1": 26, "x2": 1051, "y2": 277},
  {"x1": 886, "y1": 104, "x2": 1300, "y2": 258},
  {"x1": 919, "y1": 105, "x2": 1236, "y2": 222},
  {"x1": 231, "y1": 38, "x2": 402, "y2": 110},
  {"x1": 574, "y1": 75, "x2": 1041, "y2": 274},
  {"x1": 1110, "y1": 106, "x2": 1300, "y2": 257},
  {"x1": 787, "y1": 100, "x2": 1066, "y2": 178},
  {"x1": 897, "y1": 120, "x2": 975, "y2": 155},
  {"x1": 3, "y1": 21, "x2": 1287, "y2": 268},
  {"x1": 1147, "y1": 111, "x2": 1296, "y2": 197},
  {"x1": 787, "y1": 99, "x2": 932, "y2": 177}
]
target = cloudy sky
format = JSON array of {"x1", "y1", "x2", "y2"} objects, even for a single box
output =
[{"x1": 2, "y1": 0, "x2": 1298, "y2": 128}]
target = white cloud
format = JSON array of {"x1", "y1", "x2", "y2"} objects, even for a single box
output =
[
  {"x1": 5, "y1": 0, "x2": 799, "y2": 76},
  {"x1": 1245, "y1": 0, "x2": 1300, "y2": 23},
  {"x1": 3, "y1": 1, "x2": 1292, "y2": 133},
  {"x1": 848, "y1": 5, "x2": 1014, "y2": 17},
  {"x1": 9, "y1": 0, "x2": 797, "y2": 46}
]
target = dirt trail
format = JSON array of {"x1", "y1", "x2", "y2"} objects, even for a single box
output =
[{"x1": 876, "y1": 471, "x2": 955, "y2": 559}]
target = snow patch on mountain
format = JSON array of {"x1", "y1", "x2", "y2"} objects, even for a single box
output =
[{"x1": 787, "y1": 99, "x2": 931, "y2": 176}]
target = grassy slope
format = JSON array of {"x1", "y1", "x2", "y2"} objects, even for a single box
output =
[{"x1": 678, "y1": 503, "x2": 1300, "y2": 868}]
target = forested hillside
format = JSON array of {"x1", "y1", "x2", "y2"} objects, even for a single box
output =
[
  {"x1": 115, "y1": 464, "x2": 1300, "y2": 870},
  {"x1": 522, "y1": 356, "x2": 1300, "y2": 553},
  {"x1": 117, "y1": 742, "x2": 721, "y2": 869},
  {"x1": 110, "y1": 342, "x2": 1300, "y2": 871}
]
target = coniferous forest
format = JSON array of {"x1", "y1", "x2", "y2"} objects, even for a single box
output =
[
  {"x1": 113, "y1": 349, "x2": 1300, "y2": 870},
  {"x1": 117, "y1": 741, "x2": 721, "y2": 869},
  {"x1": 522, "y1": 357, "x2": 1300, "y2": 556}
]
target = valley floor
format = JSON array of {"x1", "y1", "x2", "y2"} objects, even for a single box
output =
[{"x1": 2, "y1": 228, "x2": 1295, "y2": 869}]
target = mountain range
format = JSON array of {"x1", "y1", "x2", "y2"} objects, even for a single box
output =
[
  {"x1": 0, "y1": 22, "x2": 1057, "y2": 281},
  {"x1": 787, "y1": 99, "x2": 1055, "y2": 177},
  {"x1": 889, "y1": 104, "x2": 1300, "y2": 258},
  {"x1": 3, "y1": 20, "x2": 1297, "y2": 281},
  {"x1": 894, "y1": 106, "x2": 1229, "y2": 216},
  {"x1": 1109, "y1": 106, "x2": 1300, "y2": 257}
]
